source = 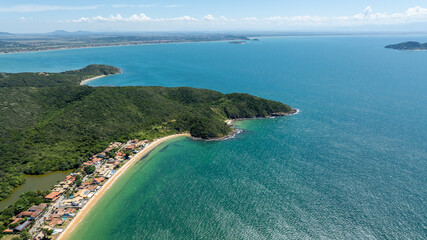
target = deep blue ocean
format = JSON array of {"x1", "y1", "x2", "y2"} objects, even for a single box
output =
[{"x1": 1, "y1": 36, "x2": 426, "y2": 239}]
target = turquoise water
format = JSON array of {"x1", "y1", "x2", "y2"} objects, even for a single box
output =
[{"x1": 0, "y1": 36, "x2": 426, "y2": 239}]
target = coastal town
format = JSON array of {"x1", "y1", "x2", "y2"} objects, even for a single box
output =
[{"x1": 1, "y1": 138, "x2": 150, "y2": 240}]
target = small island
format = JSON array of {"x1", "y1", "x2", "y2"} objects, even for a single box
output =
[{"x1": 385, "y1": 41, "x2": 427, "y2": 50}]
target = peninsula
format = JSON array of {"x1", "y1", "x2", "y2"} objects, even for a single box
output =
[
  {"x1": 385, "y1": 41, "x2": 427, "y2": 50},
  {"x1": 0, "y1": 32, "x2": 249, "y2": 54},
  {"x1": 0, "y1": 65, "x2": 293, "y2": 239}
]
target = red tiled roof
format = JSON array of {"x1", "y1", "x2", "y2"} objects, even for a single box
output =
[
  {"x1": 10, "y1": 217, "x2": 23, "y2": 225},
  {"x1": 64, "y1": 176, "x2": 75, "y2": 181},
  {"x1": 48, "y1": 217, "x2": 64, "y2": 228},
  {"x1": 92, "y1": 157, "x2": 103, "y2": 162},
  {"x1": 93, "y1": 177, "x2": 105, "y2": 183},
  {"x1": 45, "y1": 191, "x2": 61, "y2": 200}
]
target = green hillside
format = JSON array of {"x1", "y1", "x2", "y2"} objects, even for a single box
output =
[
  {"x1": 0, "y1": 65, "x2": 292, "y2": 201},
  {"x1": 0, "y1": 64, "x2": 120, "y2": 87}
]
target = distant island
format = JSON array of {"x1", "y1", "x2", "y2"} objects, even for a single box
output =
[
  {"x1": 385, "y1": 41, "x2": 427, "y2": 50},
  {"x1": 0, "y1": 32, "x2": 250, "y2": 54}
]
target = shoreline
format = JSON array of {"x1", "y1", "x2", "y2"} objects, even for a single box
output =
[
  {"x1": 57, "y1": 111, "x2": 298, "y2": 238},
  {"x1": 57, "y1": 133, "x2": 190, "y2": 240},
  {"x1": 192, "y1": 108, "x2": 300, "y2": 141},
  {"x1": 79, "y1": 75, "x2": 107, "y2": 86},
  {"x1": 0, "y1": 39, "x2": 242, "y2": 56},
  {"x1": 80, "y1": 70, "x2": 122, "y2": 85}
]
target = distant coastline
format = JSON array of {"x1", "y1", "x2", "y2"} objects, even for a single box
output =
[
  {"x1": 0, "y1": 38, "x2": 249, "y2": 55},
  {"x1": 0, "y1": 41, "x2": 223, "y2": 55},
  {"x1": 58, "y1": 133, "x2": 190, "y2": 240}
]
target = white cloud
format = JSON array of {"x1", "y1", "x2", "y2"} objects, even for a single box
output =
[
  {"x1": 63, "y1": 6, "x2": 427, "y2": 27},
  {"x1": 112, "y1": 4, "x2": 155, "y2": 8},
  {"x1": 0, "y1": 4, "x2": 101, "y2": 13},
  {"x1": 18, "y1": 16, "x2": 32, "y2": 22},
  {"x1": 363, "y1": 6, "x2": 373, "y2": 17},
  {"x1": 168, "y1": 16, "x2": 196, "y2": 21},
  {"x1": 242, "y1": 17, "x2": 258, "y2": 21},
  {"x1": 68, "y1": 13, "x2": 196, "y2": 23},
  {"x1": 203, "y1": 14, "x2": 215, "y2": 21},
  {"x1": 250, "y1": 6, "x2": 427, "y2": 26}
]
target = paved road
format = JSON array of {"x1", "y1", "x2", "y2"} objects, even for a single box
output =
[{"x1": 29, "y1": 195, "x2": 64, "y2": 236}]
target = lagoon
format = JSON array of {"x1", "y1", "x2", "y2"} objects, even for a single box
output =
[{"x1": 0, "y1": 171, "x2": 72, "y2": 210}]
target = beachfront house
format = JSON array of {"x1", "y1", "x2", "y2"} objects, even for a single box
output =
[
  {"x1": 62, "y1": 196, "x2": 84, "y2": 208},
  {"x1": 17, "y1": 203, "x2": 47, "y2": 220},
  {"x1": 45, "y1": 191, "x2": 62, "y2": 202},
  {"x1": 48, "y1": 217, "x2": 64, "y2": 228},
  {"x1": 93, "y1": 177, "x2": 105, "y2": 185}
]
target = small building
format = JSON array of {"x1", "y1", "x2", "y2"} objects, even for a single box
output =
[
  {"x1": 92, "y1": 158, "x2": 103, "y2": 165},
  {"x1": 48, "y1": 217, "x2": 64, "y2": 228},
  {"x1": 17, "y1": 203, "x2": 47, "y2": 220},
  {"x1": 82, "y1": 161, "x2": 94, "y2": 167},
  {"x1": 3, "y1": 228, "x2": 13, "y2": 234},
  {"x1": 124, "y1": 145, "x2": 135, "y2": 151},
  {"x1": 62, "y1": 196, "x2": 84, "y2": 207},
  {"x1": 14, "y1": 220, "x2": 31, "y2": 232},
  {"x1": 9, "y1": 217, "x2": 23, "y2": 225},
  {"x1": 64, "y1": 175, "x2": 75, "y2": 182},
  {"x1": 93, "y1": 177, "x2": 105, "y2": 184},
  {"x1": 45, "y1": 191, "x2": 62, "y2": 202}
]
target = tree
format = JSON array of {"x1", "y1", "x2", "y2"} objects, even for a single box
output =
[
  {"x1": 20, "y1": 230, "x2": 30, "y2": 239},
  {"x1": 83, "y1": 165, "x2": 95, "y2": 174},
  {"x1": 74, "y1": 175, "x2": 82, "y2": 187},
  {"x1": 123, "y1": 150, "x2": 132, "y2": 159}
]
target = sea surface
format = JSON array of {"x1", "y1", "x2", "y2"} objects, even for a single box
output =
[{"x1": 0, "y1": 35, "x2": 426, "y2": 239}]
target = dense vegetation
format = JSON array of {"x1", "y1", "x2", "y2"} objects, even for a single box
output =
[
  {"x1": 385, "y1": 41, "x2": 427, "y2": 50},
  {"x1": 0, "y1": 64, "x2": 120, "y2": 87},
  {"x1": 0, "y1": 191, "x2": 48, "y2": 238},
  {"x1": 0, "y1": 65, "x2": 292, "y2": 204}
]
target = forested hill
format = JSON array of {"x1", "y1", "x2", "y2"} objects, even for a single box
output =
[
  {"x1": 0, "y1": 65, "x2": 293, "y2": 201},
  {"x1": 0, "y1": 64, "x2": 120, "y2": 87}
]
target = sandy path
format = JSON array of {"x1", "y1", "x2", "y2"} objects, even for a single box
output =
[{"x1": 57, "y1": 133, "x2": 190, "y2": 240}]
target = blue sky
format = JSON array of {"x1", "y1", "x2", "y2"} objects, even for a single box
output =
[{"x1": 1, "y1": 0, "x2": 427, "y2": 33}]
